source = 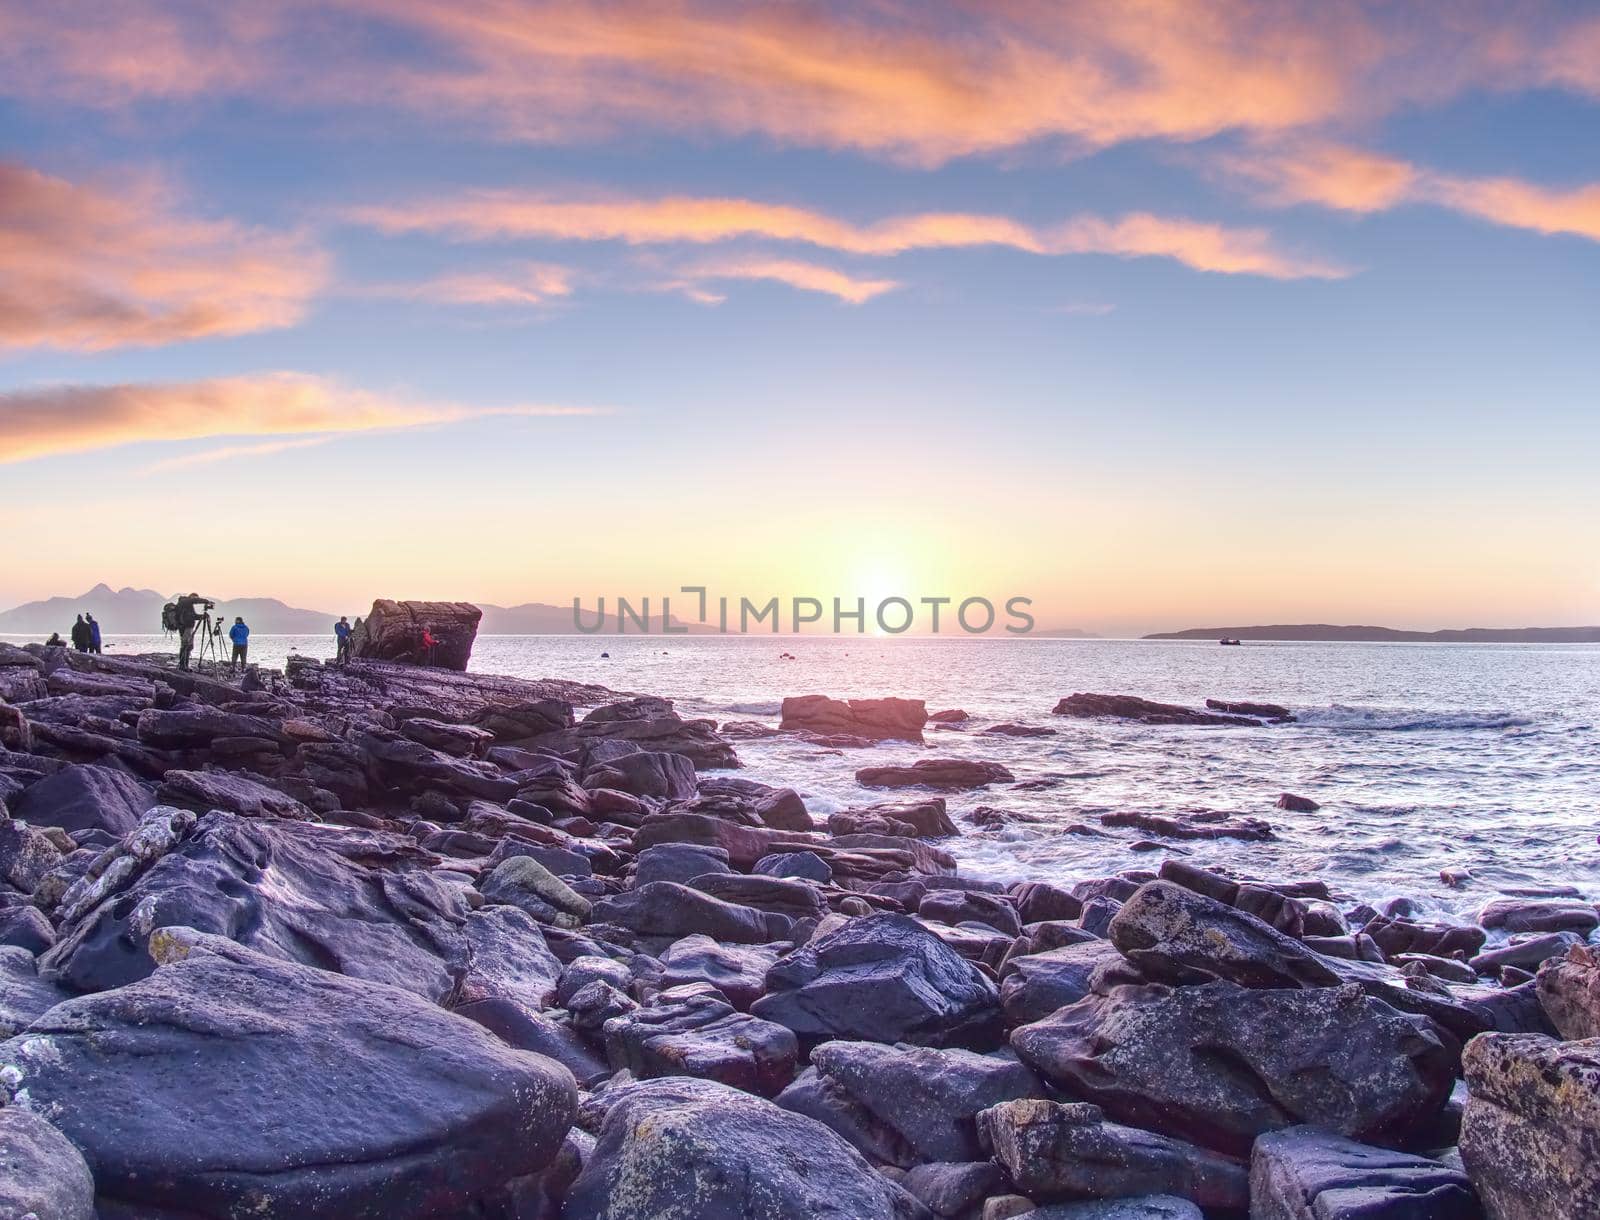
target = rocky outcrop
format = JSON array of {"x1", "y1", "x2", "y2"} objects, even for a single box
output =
[
  {"x1": 781, "y1": 695, "x2": 928, "y2": 742},
  {"x1": 1459, "y1": 1032, "x2": 1600, "y2": 1220},
  {"x1": 7, "y1": 763, "x2": 154, "y2": 836},
  {"x1": 1249, "y1": 1126, "x2": 1477, "y2": 1219},
  {"x1": 753, "y1": 913, "x2": 1002, "y2": 1048},
  {"x1": 564, "y1": 1076, "x2": 930, "y2": 1219},
  {"x1": 1053, "y1": 693, "x2": 1264, "y2": 726},
  {"x1": 978, "y1": 1099, "x2": 1248, "y2": 1211},
  {"x1": 1012, "y1": 981, "x2": 1454, "y2": 1155},
  {"x1": 1, "y1": 930, "x2": 578, "y2": 1219},
  {"x1": 350, "y1": 598, "x2": 483, "y2": 670},
  {"x1": 856, "y1": 759, "x2": 1015, "y2": 790}
]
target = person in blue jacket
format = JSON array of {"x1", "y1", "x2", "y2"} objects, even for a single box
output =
[
  {"x1": 86, "y1": 613, "x2": 103, "y2": 654},
  {"x1": 228, "y1": 617, "x2": 250, "y2": 673}
]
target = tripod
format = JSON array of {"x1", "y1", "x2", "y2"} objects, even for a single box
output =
[{"x1": 192, "y1": 612, "x2": 221, "y2": 671}]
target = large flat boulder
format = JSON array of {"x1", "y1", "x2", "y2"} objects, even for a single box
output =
[
  {"x1": 1052, "y1": 693, "x2": 1259, "y2": 726},
  {"x1": 1459, "y1": 1032, "x2": 1600, "y2": 1219},
  {"x1": 350, "y1": 599, "x2": 482, "y2": 670},
  {"x1": 1250, "y1": 1126, "x2": 1477, "y2": 1219},
  {"x1": 601, "y1": 983, "x2": 798, "y2": 1096},
  {"x1": 1012, "y1": 981, "x2": 1453, "y2": 1156},
  {"x1": 1, "y1": 930, "x2": 577, "y2": 1219},
  {"x1": 752, "y1": 913, "x2": 1002, "y2": 1048},
  {"x1": 8, "y1": 764, "x2": 154, "y2": 837},
  {"x1": 563, "y1": 1076, "x2": 930, "y2": 1219}
]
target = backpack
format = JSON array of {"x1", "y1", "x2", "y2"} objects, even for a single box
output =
[{"x1": 160, "y1": 602, "x2": 179, "y2": 632}]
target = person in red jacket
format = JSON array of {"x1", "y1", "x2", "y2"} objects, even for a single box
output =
[{"x1": 419, "y1": 626, "x2": 438, "y2": 667}]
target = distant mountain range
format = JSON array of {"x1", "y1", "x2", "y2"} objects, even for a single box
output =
[
  {"x1": 0, "y1": 585, "x2": 338, "y2": 635},
  {"x1": 1145, "y1": 623, "x2": 1600, "y2": 643}
]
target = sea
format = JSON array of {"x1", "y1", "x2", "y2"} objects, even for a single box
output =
[{"x1": 11, "y1": 632, "x2": 1599, "y2": 922}]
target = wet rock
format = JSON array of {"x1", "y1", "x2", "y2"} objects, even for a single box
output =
[
  {"x1": 583, "y1": 748, "x2": 697, "y2": 800},
  {"x1": 659, "y1": 934, "x2": 781, "y2": 1009},
  {"x1": 1470, "y1": 931, "x2": 1582, "y2": 977},
  {"x1": 1250, "y1": 1126, "x2": 1477, "y2": 1220},
  {"x1": 9, "y1": 763, "x2": 154, "y2": 837},
  {"x1": 1394, "y1": 952, "x2": 1478, "y2": 984},
  {"x1": 1054, "y1": 693, "x2": 1260, "y2": 726},
  {"x1": 920, "y1": 889, "x2": 1022, "y2": 936},
  {"x1": 832, "y1": 797, "x2": 959, "y2": 839},
  {"x1": 857, "y1": 759, "x2": 1016, "y2": 791},
  {"x1": 43, "y1": 810, "x2": 468, "y2": 997},
  {"x1": 564, "y1": 1076, "x2": 930, "y2": 1219},
  {"x1": 781, "y1": 1040, "x2": 1043, "y2": 1166},
  {"x1": 1479, "y1": 897, "x2": 1599, "y2": 936},
  {"x1": 929, "y1": 709, "x2": 970, "y2": 723},
  {"x1": 1011, "y1": 881, "x2": 1083, "y2": 924},
  {"x1": 753, "y1": 912, "x2": 1002, "y2": 1048},
  {"x1": 1012, "y1": 981, "x2": 1453, "y2": 1156},
  {"x1": 977, "y1": 1098, "x2": 1247, "y2": 1211},
  {"x1": 350, "y1": 598, "x2": 482, "y2": 670},
  {"x1": 756, "y1": 850, "x2": 833, "y2": 882},
  {"x1": 1275, "y1": 792, "x2": 1320, "y2": 812},
  {"x1": 690, "y1": 871, "x2": 826, "y2": 921},
  {"x1": 1364, "y1": 915, "x2": 1486, "y2": 961},
  {"x1": 692, "y1": 776, "x2": 812, "y2": 830},
  {"x1": 983, "y1": 722, "x2": 1057, "y2": 738},
  {"x1": 633, "y1": 842, "x2": 732, "y2": 886},
  {"x1": 602, "y1": 982, "x2": 798, "y2": 1095},
  {"x1": 1459, "y1": 1032, "x2": 1600, "y2": 1220},
  {"x1": 1536, "y1": 944, "x2": 1600, "y2": 1039},
  {"x1": 1, "y1": 930, "x2": 577, "y2": 1219},
  {"x1": 1107, "y1": 880, "x2": 1340, "y2": 989},
  {"x1": 0, "y1": 1107, "x2": 96, "y2": 1220},
  {"x1": 781, "y1": 695, "x2": 929, "y2": 742},
  {"x1": 560, "y1": 696, "x2": 738, "y2": 770},
  {"x1": 1207, "y1": 698, "x2": 1293, "y2": 720},
  {"x1": 1101, "y1": 810, "x2": 1273, "y2": 841},
  {"x1": 479, "y1": 854, "x2": 593, "y2": 929},
  {"x1": 591, "y1": 880, "x2": 793, "y2": 943},
  {"x1": 999, "y1": 941, "x2": 1125, "y2": 1027}
]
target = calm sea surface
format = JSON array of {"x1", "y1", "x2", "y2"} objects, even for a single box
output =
[{"x1": 12, "y1": 633, "x2": 1599, "y2": 920}]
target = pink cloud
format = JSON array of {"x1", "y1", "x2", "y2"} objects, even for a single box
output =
[{"x1": 0, "y1": 161, "x2": 326, "y2": 352}]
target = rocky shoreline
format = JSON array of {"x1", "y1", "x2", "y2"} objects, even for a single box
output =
[{"x1": 1, "y1": 642, "x2": 1596, "y2": 1218}]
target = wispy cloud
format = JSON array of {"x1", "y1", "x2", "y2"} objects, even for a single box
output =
[
  {"x1": 1224, "y1": 141, "x2": 1600, "y2": 243},
  {"x1": 371, "y1": 261, "x2": 576, "y2": 307},
  {"x1": 0, "y1": 160, "x2": 326, "y2": 352},
  {"x1": 0, "y1": 372, "x2": 609, "y2": 464},
  {"x1": 677, "y1": 258, "x2": 900, "y2": 304},
  {"x1": 7, "y1": 3, "x2": 1599, "y2": 165},
  {"x1": 351, "y1": 192, "x2": 1347, "y2": 279}
]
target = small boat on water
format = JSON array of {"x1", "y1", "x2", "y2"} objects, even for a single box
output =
[{"x1": 1219, "y1": 638, "x2": 1242, "y2": 646}]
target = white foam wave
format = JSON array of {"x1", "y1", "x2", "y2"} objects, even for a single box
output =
[
  {"x1": 718, "y1": 700, "x2": 783, "y2": 716},
  {"x1": 1293, "y1": 704, "x2": 1534, "y2": 732}
]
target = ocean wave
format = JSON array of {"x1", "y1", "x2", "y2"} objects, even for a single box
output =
[
  {"x1": 716, "y1": 700, "x2": 783, "y2": 716},
  {"x1": 1294, "y1": 704, "x2": 1534, "y2": 732}
]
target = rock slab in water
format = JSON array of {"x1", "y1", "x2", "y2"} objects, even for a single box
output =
[
  {"x1": 1053, "y1": 693, "x2": 1261, "y2": 726},
  {"x1": 1459, "y1": 1032, "x2": 1600, "y2": 1220},
  {"x1": 350, "y1": 599, "x2": 482, "y2": 670},
  {"x1": 563, "y1": 1076, "x2": 930, "y2": 1219},
  {"x1": 781, "y1": 695, "x2": 929, "y2": 741},
  {"x1": 856, "y1": 759, "x2": 1015, "y2": 790},
  {"x1": 1, "y1": 930, "x2": 578, "y2": 1219},
  {"x1": 1249, "y1": 1126, "x2": 1477, "y2": 1219}
]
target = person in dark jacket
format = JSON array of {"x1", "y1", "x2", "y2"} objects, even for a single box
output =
[
  {"x1": 334, "y1": 616, "x2": 352, "y2": 665},
  {"x1": 228, "y1": 617, "x2": 250, "y2": 672},
  {"x1": 86, "y1": 614, "x2": 102, "y2": 654},
  {"x1": 70, "y1": 614, "x2": 90, "y2": 652},
  {"x1": 46, "y1": 631, "x2": 65, "y2": 647}
]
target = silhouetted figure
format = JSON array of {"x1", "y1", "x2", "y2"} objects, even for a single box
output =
[
  {"x1": 334, "y1": 616, "x2": 352, "y2": 665},
  {"x1": 86, "y1": 614, "x2": 103, "y2": 654},
  {"x1": 173, "y1": 593, "x2": 212, "y2": 672},
  {"x1": 45, "y1": 632, "x2": 64, "y2": 647},
  {"x1": 70, "y1": 614, "x2": 90, "y2": 652},
  {"x1": 229, "y1": 617, "x2": 250, "y2": 672}
]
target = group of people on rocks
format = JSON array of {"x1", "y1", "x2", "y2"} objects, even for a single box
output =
[{"x1": 58, "y1": 613, "x2": 103, "y2": 654}]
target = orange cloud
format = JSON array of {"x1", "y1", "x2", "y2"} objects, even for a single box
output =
[
  {"x1": 351, "y1": 192, "x2": 1346, "y2": 279},
  {"x1": 0, "y1": 372, "x2": 608, "y2": 464},
  {"x1": 6, "y1": 2, "x2": 1598, "y2": 165},
  {"x1": 0, "y1": 161, "x2": 325, "y2": 352},
  {"x1": 1225, "y1": 141, "x2": 1600, "y2": 243},
  {"x1": 680, "y1": 258, "x2": 900, "y2": 304},
  {"x1": 376, "y1": 262, "x2": 576, "y2": 306}
]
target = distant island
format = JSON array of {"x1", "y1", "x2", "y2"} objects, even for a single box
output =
[{"x1": 1145, "y1": 623, "x2": 1600, "y2": 643}]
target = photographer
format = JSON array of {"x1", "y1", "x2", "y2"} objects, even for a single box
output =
[{"x1": 172, "y1": 592, "x2": 214, "y2": 672}]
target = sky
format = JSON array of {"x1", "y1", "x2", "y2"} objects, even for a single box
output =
[{"x1": 1, "y1": 0, "x2": 1598, "y2": 636}]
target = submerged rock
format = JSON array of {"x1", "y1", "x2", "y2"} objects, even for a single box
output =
[
  {"x1": 856, "y1": 759, "x2": 1015, "y2": 791},
  {"x1": 1, "y1": 930, "x2": 577, "y2": 1219},
  {"x1": 1053, "y1": 693, "x2": 1260, "y2": 726},
  {"x1": 564, "y1": 1076, "x2": 930, "y2": 1219}
]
